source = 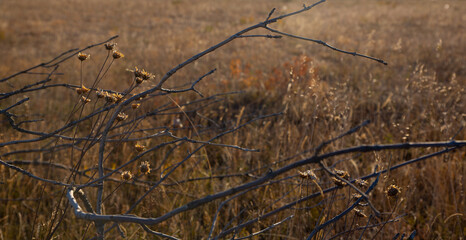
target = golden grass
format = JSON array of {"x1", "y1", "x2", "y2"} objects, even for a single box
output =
[{"x1": 1, "y1": 0, "x2": 465, "y2": 239}]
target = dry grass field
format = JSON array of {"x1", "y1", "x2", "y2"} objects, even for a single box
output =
[{"x1": 0, "y1": 0, "x2": 465, "y2": 239}]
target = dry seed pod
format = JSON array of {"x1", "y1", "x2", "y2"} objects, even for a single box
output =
[
  {"x1": 351, "y1": 193, "x2": 362, "y2": 201},
  {"x1": 134, "y1": 144, "x2": 145, "y2": 152},
  {"x1": 78, "y1": 52, "x2": 90, "y2": 61},
  {"x1": 81, "y1": 96, "x2": 91, "y2": 104},
  {"x1": 130, "y1": 67, "x2": 153, "y2": 80},
  {"x1": 116, "y1": 112, "x2": 128, "y2": 121},
  {"x1": 105, "y1": 93, "x2": 117, "y2": 103},
  {"x1": 121, "y1": 171, "x2": 133, "y2": 181},
  {"x1": 104, "y1": 43, "x2": 116, "y2": 50},
  {"x1": 386, "y1": 184, "x2": 401, "y2": 198},
  {"x1": 332, "y1": 177, "x2": 347, "y2": 187},
  {"x1": 132, "y1": 103, "x2": 140, "y2": 109},
  {"x1": 104, "y1": 43, "x2": 116, "y2": 51},
  {"x1": 96, "y1": 90, "x2": 106, "y2": 98},
  {"x1": 81, "y1": 86, "x2": 90, "y2": 93},
  {"x1": 298, "y1": 170, "x2": 318, "y2": 181},
  {"x1": 355, "y1": 179, "x2": 369, "y2": 188},
  {"x1": 334, "y1": 169, "x2": 350, "y2": 180},
  {"x1": 135, "y1": 77, "x2": 144, "y2": 84},
  {"x1": 139, "y1": 161, "x2": 151, "y2": 174},
  {"x1": 113, "y1": 93, "x2": 124, "y2": 103},
  {"x1": 112, "y1": 50, "x2": 124, "y2": 59},
  {"x1": 77, "y1": 86, "x2": 91, "y2": 95},
  {"x1": 353, "y1": 208, "x2": 367, "y2": 218}
]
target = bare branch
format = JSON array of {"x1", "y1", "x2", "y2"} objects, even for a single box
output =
[{"x1": 0, "y1": 158, "x2": 71, "y2": 187}]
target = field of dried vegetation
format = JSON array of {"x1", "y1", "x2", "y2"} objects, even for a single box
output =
[{"x1": 0, "y1": 0, "x2": 465, "y2": 239}]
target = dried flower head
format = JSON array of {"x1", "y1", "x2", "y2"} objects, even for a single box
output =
[
  {"x1": 104, "y1": 43, "x2": 117, "y2": 50},
  {"x1": 386, "y1": 184, "x2": 401, "y2": 198},
  {"x1": 105, "y1": 93, "x2": 117, "y2": 103},
  {"x1": 353, "y1": 208, "x2": 367, "y2": 218},
  {"x1": 298, "y1": 170, "x2": 318, "y2": 181},
  {"x1": 129, "y1": 67, "x2": 153, "y2": 80},
  {"x1": 132, "y1": 103, "x2": 141, "y2": 109},
  {"x1": 96, "y1": 90, "x2": 106, "y2": 98},
  {"x1": 139, "y1": 161, "x2": 151, "y2": 174},
  {"x1": 78, "y1": 52, "x2": 90, "y2": 61},
  {"x1": 116, "y1": 112, "x2": 128, "y2": 121},
  {"x1": 112, "y1": 50, "x2": 124, "y2": 59},
  {"x1": 332, "y1": 177, "x2": 347, "y2": 187},
  {"x1": 135, "y1": 77, "x2": 144, "y2": 84},
  {"x1": 81, "y1": 96, "x2": 91, "y2": 104},
  {"x1": 121, "y1": 171, "x2": 133, "y2": 181},
  {"x1": 351, "y1": 193, "x2": 362, "y2": 201},
  {"x1": 113, "y1": 93, "x2": 124, "y2": 103},
  {"x1": 334, "y1": 169, "x2": 350, "y2": 180},
  {"x1": 77, "y1": 86, "x2": 91, "y2": 95},
  {"x1": 134, "y1": 144, "x2": 145, "y2": 152},
  {"x1": 355, "y1": 179, "x2": 369, "y2": 188}
]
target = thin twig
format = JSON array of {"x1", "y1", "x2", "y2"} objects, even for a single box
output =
[
  {"x1": 307, "y1": 174, "x2": 380, "y2": 239},
  {"x1": 234, "y1": 215, "x2": 294, "y2": 240},
  {"x1": 0, "y1": 158, "x2": 71, "y2": 187}
]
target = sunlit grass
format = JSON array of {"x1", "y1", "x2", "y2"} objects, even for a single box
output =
[{"x1": 0, "y1": 0, "x2": 464, "y2": 239}]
